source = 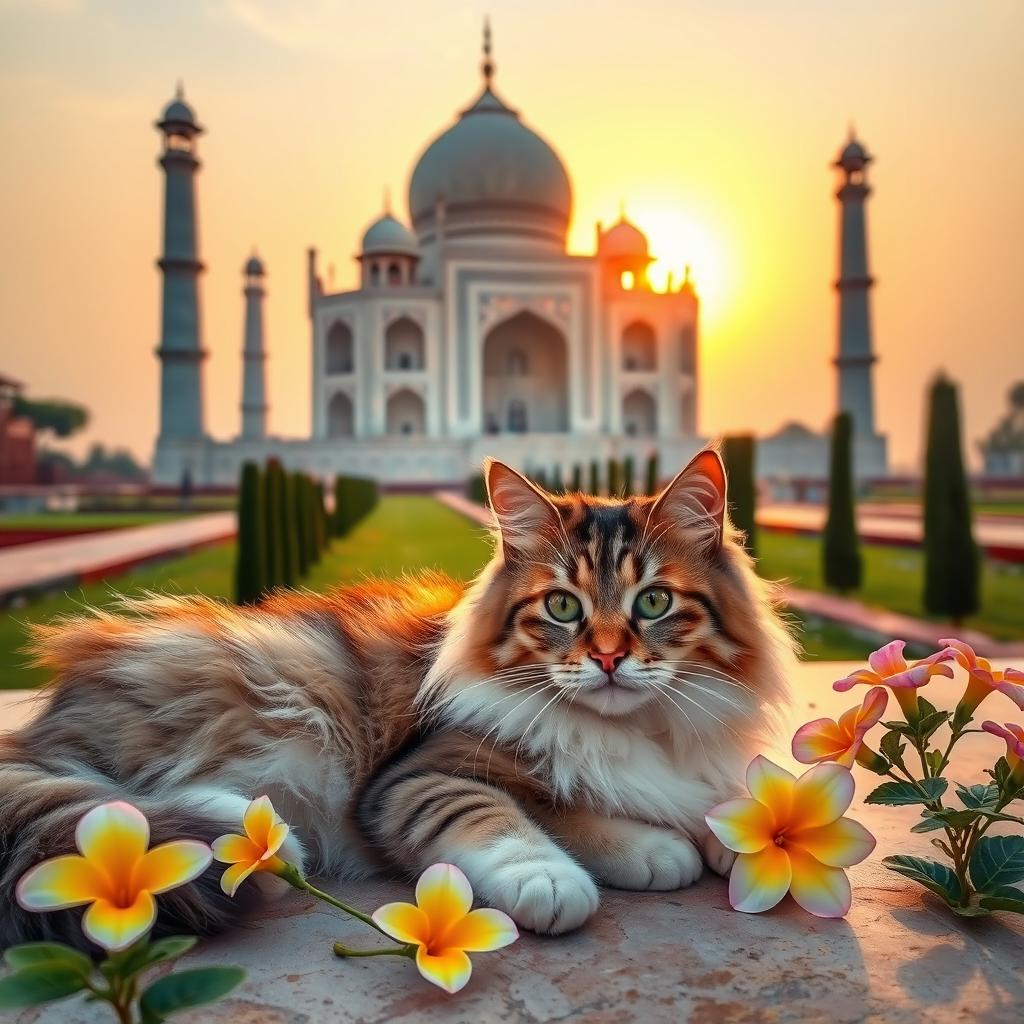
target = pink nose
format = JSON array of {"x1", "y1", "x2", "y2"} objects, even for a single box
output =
[{"x1": 589, "y1": 649, "x2": 627, "y2": 674}]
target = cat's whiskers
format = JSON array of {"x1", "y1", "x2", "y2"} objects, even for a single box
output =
[
  {"x1": 467, "y1": 680, "x2": 557, "y2": 779},
  {"x1": 649, "y1": 685, "x2": 710, "y2": 762},
  {"x1": 652, "y1": 678, "x2": 745, "y2": 740}
]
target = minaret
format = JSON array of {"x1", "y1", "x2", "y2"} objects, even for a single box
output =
[
  {"x1": 240, "y1": 252, "x2": 268, "y2": 440},
  {"x1": 833, "y1": 129, "x2": 879, "y2": 442},
  {"x1": 155, "y1": 84, "x2": 207, "y2": 441}
]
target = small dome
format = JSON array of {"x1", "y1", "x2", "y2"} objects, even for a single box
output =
[
  {"x1": 244, "y1": 253, "x2": 265, "y2": 276},
  {"x1": 158, "y1": 85, "x2": 201, "y2": 132},
  {"x1": 361, "y1": 214, "x2": 420, "y2": 257},
  {"x1": 599, "y1": 217, "x2": 649, "y2": 259},
  {"x1": 836, "y1": 135, "x2": 871, "y2": 169}
]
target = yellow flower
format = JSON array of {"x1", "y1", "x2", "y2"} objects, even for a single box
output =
[
  {"x1": 371, "y1": 864, "x2": 518, "y2": 994},
  {"x1": 792, "y1": 686, "x2": 888, "y2": 769},
  {"x1": 705, "y1": 756, "x2": 876, "y2": 918},
  {"x1": 942, "y1": 638, "x2": 1024, "y2": 722},
  {"x1": 212, "y1": 795, "x2": 291, "y2": 896},
  {"x1": 15, "y1": 801, "x2": 212, "y2": 951}
]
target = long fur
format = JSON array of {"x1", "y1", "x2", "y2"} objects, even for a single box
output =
[{"x1": 0, "y1": 453, "x2": 796, "y2": 950}]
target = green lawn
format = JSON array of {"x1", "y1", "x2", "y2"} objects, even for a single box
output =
[
  {"x1": 0, "y1": 497, "x2": 492, "y2": 690},
  {"x1": 756, "y1": 530, "x2": 1024, "y2": 642},
  {"x1": 0, "y1": 512, "x2": 186, "y2": 532}
]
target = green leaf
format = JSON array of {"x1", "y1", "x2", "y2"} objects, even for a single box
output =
[
  {"x1": 104, "y1": 937, "x2": 198, "y2": 982},
  {"x1": 925, "y1": 750, "x2": 945, "y2": 775},
  {"x1": 917, "y1": 696, "x2": 939, "y2": 720},
  {"x1": 951, "y1": 904, "x2": 992, "y2": 917},
  {"x1": 929, "y1": 808, "x2": 984, "y2": 829},
  {"x1": 882, "y1": 720, "x2": 914, "y2": 735},
  {"x1": 880, "y1": 730, "x2": 907, "y2": 767},
  {"x1": 3, "y1": 943, "x2": 92, "y2": 978},
  {"x1": 993, "y1": 757, "x2": 1012, "y2": 788},
  {"x1": 978, "y1": 885, "x2": 1024, "y2": 915},
  {"x1": 969, "y1": 835, "x2": 1024, "y2": 893},
  {"x1": 918, "y1": 710, "x2": 950, "y2": 743},
  {"x1": 865, "y1": 778, "x2": 948, "y2": 806},
  {"x1": 910, "y1": 812, "x2": 948, "y2": 833},
  {"x1": 139, "y1": 967, "x2": 245, "y2": 1023},
  {"x1": 0, "y1": 964, "x2": 88, "y2": 1009},
  {"x1": 882, "y1": 855, "x2": 964, "y2": 906},
  {"x1": 956, "y1": 783, "x2": 999, "y2": 810}
]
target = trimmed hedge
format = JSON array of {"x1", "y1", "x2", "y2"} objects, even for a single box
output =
[
  {"x1": 722, "y1": 435, "x2": 757, "y2": 555},
  {"x1": 234, "y1": 461, "x2": 267, "y2": 605},
  {"x1": 332, "y1": 475, "x2": 379, "y2": 537}
]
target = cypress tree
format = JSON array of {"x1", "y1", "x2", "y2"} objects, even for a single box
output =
[
  {"x1": 570, "y1": 464, "x2": 583, "y2": 493},
  {"x1": 622, "y1": 456, "x2": 635, "y2": 498},
  {"x1": 280, "y1": 471, "x2": 299, "y2": 587},
  {"x1": 722, "y1": 435, "x2": 757, "y2": 555},
  {"x1": 823, "y1": 413, "x2": 862, "y2": 592},
  {"x1": 332, "y1": 476, "x2": 350, "y2": 536},
  {"x1": 467, "y1": 473, "x2": 487, "y2": 505},
  {"x1": 293, "y1": 473, "x2": 309, "y2": 578},
  {"x1": 313, "y1": 478, "x2": 328, "y2": 554},
  {"x1": 607, "y1": 458, "x2": 621, "y2": 497},
  {"x1": 923, "y1": 375, "x2": 980, "y2": 622},
  {"x1": 264, "y1": 459, "x2": 285, "y2": 590},
  {"x1": 234, "y1": 461, "x2": 267, "y2": 604},
  {"x1": 589, "y1": 460, "x2": 601, "y2": 495},
  {"x1": 305, "y1": 476, "x2": 322, "y2": 565},
  {"x1": 551, "y1": 465, "x2": 565, "y2": 495},
  {"x1": 644, "y1": 453, "x2": 660, "y2": 496}
]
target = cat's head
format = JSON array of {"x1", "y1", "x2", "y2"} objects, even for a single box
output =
[{"x1": 438, "y1": 450, "x2": 791, "y2": 726}]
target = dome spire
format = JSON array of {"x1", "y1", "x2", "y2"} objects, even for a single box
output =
[{"x1": 482, "y1": 16, "x2": 494, "y2": 88}]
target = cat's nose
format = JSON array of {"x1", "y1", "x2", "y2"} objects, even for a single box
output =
[{"x1": 589, "y1": 648, "x2": 627, "y2": 674}]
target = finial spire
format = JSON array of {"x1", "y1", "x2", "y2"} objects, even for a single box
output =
[
  {"x1": 482, "y1": 16, "x2": 494, "y2": 87},
  {"x1": 175, "y1": 79, "x2": 185, "y2": 101},
  {"x1": 383, "y1": 186, "x2": 392, "y2": 214},
  {"x1": 847, "y1": 119, "x2": 856, "y2": 141},
  {"x1": 619, "y1": 198, "x2": 627, "y2": 221}
]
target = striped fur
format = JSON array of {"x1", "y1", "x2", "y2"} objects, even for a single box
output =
[{"x1": 0, "y1": 451, "x2": 795, "y2": 949}]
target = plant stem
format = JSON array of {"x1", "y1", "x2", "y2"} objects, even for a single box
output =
[
  {"x1": 333, "y1": 942, "x2": 416, "y2": 959},
  {"x1": 278, "y1": 863, "x2": 390, "y2": 938}
]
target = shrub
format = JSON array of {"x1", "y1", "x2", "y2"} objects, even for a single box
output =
[
  {"x1": 570, "y1": 464, "x2": 583, "y2": 493},
  {"x1": 644, "y1": 453, "x2": 660, "y2": 496},
  {"x1": 280, "y1": 472, "x2": 300, "y2": 587},
  {"x1": 722, "y1": 435, "x2": 757, "y2": 555},
  {"x1": 551, "y1": 465, "x2": 565, "y2": 495},
  {"x1": 264, "y1": 459, "x2": 286, "y2": 589},
  {"x1": 234, "y1": 462, "x2": 267, "y2": 604},
  {"x1": 622, "y1": 456, "x2": 635, "y2": 498},
  {"x1": 589, "y1": 460, "x2": 601, "y2": 496},
  {"x1": 607, "y1": 458, "x2": 621, "y2": 497},
  {"x1": 467, "y1": 473, "x2": 487, "y2": 505},
  {"x1": 923, "y1": 375, "x2": 980, "y2": 622},
  {"x1": 823, "y1": 413, "x2": 862, "y2": 592}
]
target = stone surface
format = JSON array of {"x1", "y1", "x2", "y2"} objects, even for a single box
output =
[{"x1": 3, "y1": 663, "x2": 1023, "y2": 1023}]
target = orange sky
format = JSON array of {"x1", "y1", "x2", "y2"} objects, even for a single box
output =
[{"x1": 1, "y1": 0, "x2": 1021, "y2": 472}]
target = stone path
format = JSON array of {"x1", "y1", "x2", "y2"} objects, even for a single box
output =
[
  {"x1": 0, "y1": 512, "x2": 236, "y2": 604},
  {"x1": 2, "y1": 664, "x2": 1022, "y2": 1022},
  {"x1": 436, "y1": 492, "x2": 1024, "y2": 657},
  {"x1": 758, "y1": 502, "x2": 1024, "y2": 563}
]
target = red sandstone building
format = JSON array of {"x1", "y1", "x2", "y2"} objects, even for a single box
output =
[{"x1": 0, "y1": 375, "x2": 37, "y2": 485}]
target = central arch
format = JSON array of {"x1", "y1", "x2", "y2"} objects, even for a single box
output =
[
  {"x1": 386, "y1": 388, "x2": 426, "y2": 435},
  {"x1": 385, "y1": 316, "x2": 425, "y2": 370},
  {"x1": 482, "y1": 310, "x2": 568, "y2": 434}
]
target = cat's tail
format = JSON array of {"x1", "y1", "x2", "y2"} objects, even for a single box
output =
[{"x1": 0, "y1": 743, "x2": 264, "y2": 953}]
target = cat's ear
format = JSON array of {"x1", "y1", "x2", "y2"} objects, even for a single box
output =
[
  {"x1": 650, "y1": 448, "x2": 727, "y2": 550},
  {"x1": 485, "y1": 459, "x2": 559, "y2": 557}
]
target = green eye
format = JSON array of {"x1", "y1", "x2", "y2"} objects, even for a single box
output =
[
  {"x1": 635, "y1": 587, "x2": 672, "y2": 620},
  {"x1": 545, "y1": 591, "x2": 583, "y2": 623}
]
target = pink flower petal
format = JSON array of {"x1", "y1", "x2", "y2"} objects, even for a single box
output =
[
  {"x1": 869, "y1": 640, "x2": 908, "y2": 678},
  {"x1": 705, "y1": 798, "x2": 776, "y2": 853},
  {"x1": 728, "y1": 845, "x2": 792, "y2": 914},
  {"x1": 787, "y1": 816, "x2": 876, "y2": 868},
  {"x1": 786, "y1": 847, "x2": 852, "y2": 918},
  {"x1": 833, "y1": 669, "x2": 881, "y2": 693}
]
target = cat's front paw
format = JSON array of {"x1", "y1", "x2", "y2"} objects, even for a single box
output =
[
  {"x1": 594, "y1": 824, "x2": 703, "y2": 891},
  {"x1": 700, "y1": 830, "x2": 737, "y2": 877},
  {"x1": 461, "y1": 839, "x2": 599, "y2": 935}
]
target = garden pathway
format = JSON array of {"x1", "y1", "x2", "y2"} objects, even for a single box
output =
[{"x1": 2, "y1": 662, "x2": 1022, "y2": 1023}]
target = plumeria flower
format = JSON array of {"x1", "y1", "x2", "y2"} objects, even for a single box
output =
[
  {"x1": 372, "y1": 863, "x2": 518, "y2": 994},
  {"x1": 212, "y1": 795, "x2": 291, "y2": 896},
  {"x1": 16, "y1": 801, "x2": 211, "y2": 951},
  {"x1": 941, "y1": 638, "x2": 1024, "y2": 721},
  {"x1": 833, "y1": 639, "x2": 953, "y2": 721},
  {"x1": 792, "y1": 686, "x2": 888, "y2": 770},
  {"x1": 705, "y1": 756, "x2": 876, "y2": 919},
  {"x1": 981, "y1": 721, "x2": 1024, "y2": 787}
]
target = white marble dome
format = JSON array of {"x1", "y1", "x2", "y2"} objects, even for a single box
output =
[
  {"x1": 600, "y1": 217, "x2": 649, "y2": 259},
  {"x1": 408, "y1": 86, "x2": 572, "y2": 245},
  {"x1": 361, "y1": 213, "x2": 419, "y2": 257}
]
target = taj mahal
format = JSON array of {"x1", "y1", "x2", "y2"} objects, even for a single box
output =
[{"x1": 151, "y1": 27, "x2": 886, "y2": 487}]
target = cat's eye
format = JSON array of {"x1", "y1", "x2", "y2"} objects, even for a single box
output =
[
  {"x1": 545, "y1": 590, "x2": 583, "y2": 623},
  {"x1": 635, "y1": 587, "x2": 672, "y2": 620}
]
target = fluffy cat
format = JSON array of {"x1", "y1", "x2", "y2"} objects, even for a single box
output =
[{"x1": 0, "y1": 450, "x2": 794, "y2": 949}]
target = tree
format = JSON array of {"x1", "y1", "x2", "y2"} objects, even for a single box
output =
[
  {"x1": 293, "y1": 473, "x2": 309, "y2": 578},
  {"x1": 570, "y1": 464, "x2": 583, "y2": 493},
  {"x1": 280, "y1": 471, "x2": 300, "y2": 586},
  {"x1": 607, "y1": 458, "x2": 621, "y2": 497},
  {"x1": 551, "y1": 465, "x2": 565, "y2": 495},
  {"x1": 823, "y1": 413, "x2": 862, "y2": 592},
  {"x1": 234, "y1": 462, "x2": 267, "y2": 604},
  {"x1": 923, "y1": 375, "x2": 980, "y2": 622},
  {"x1": 644, "y1": 453, "x2": 660, "y2": 496},
  {"x1": 264, "y1": 459, "x2": 286, "y2": 589},
  {"x1": 722, "y1": 435, "x2": 757, "y2": 555},
  {"x1": 622, "y1": 456, "x2": 635, "y2": 498},
  {"x1": 13, "y1": 396, "x2": 88, "y2": 438},
  {"x1": 589, "y1": 460, "x2": 601, "y2": 496}
]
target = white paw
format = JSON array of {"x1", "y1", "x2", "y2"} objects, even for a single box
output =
[
  {"x1": 597, "y1": 827, "x2": 704, "y2": 891},
  {"x1": 700, "y1": 830, "x2": 737, "y2": 877},
  {"x1": 460, "y1": 839, "x2": 599, "y2": 935}
]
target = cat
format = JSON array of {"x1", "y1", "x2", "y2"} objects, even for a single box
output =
[{"x1": 0, "y1": 450, "x2": 795, "y2": 950}]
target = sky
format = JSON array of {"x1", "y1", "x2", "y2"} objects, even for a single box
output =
[{"x1": 0, "y1": 0, "x2": 1021, "y2": 472}]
